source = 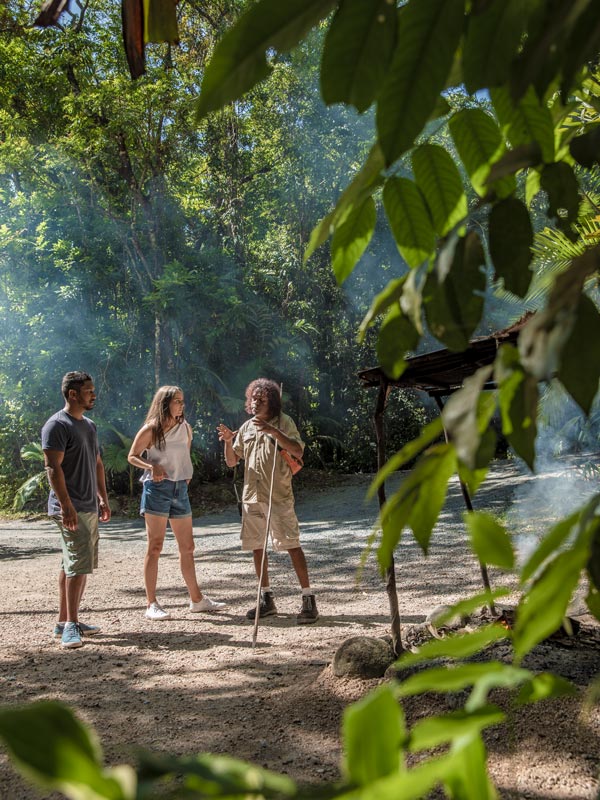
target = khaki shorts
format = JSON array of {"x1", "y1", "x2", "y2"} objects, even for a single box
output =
[
  {"x1": 241, "y1": 501, "x2": 300, "y2": 552},
  {"x1": 52, "y1": 511, "x2": 99, "y2": 577}
]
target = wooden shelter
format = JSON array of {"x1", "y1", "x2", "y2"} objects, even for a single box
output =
[{"x1": 359, "y1": 320, "x2": 529, "y2": 654}]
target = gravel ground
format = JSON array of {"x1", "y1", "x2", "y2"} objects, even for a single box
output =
[{"x1": 0, "y1": 458, "x2": 599, "y2": 799}]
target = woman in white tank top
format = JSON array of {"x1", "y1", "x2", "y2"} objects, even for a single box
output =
[{"x1": 127, "y1": 386, "x2": 227, "y2": 620}]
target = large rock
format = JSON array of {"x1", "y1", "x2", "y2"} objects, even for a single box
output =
[{"x1": 332, "y1": 636, "x2": 395, "y2": 679}]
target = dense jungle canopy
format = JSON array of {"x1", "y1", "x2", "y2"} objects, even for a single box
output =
[
  {"x1": 1, "y1": 0, "x2": 599, "y2": 518},
  {"x1": 0, "y1": 0, "x2": 433, "y2": 507}
]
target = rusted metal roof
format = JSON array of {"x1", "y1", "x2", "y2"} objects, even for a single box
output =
[{"x1": 358, "y1": 318, "x2": 529, "y2": 397}]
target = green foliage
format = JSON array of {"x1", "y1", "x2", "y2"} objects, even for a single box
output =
[
  {"x1": 12, "y1": 443, "x2": 46, "y2": 511},
  {"x1": 0, "y1": 702, "x2": 136, "y2": 799},
  {"x1": 0, "y1": 0, "x2": 406, "y2": 503},
  {"x1": 488, "y1": 198, "x2": 534, "y2": 297},
  {"x1": 342, "y1": 686, "x2": 405, "y2": 784},
  {"x1": 3, "y1": 1, "x2": 600, "y2": 798},
  {"x1": 464, "y1": 511, "x2": 515, "y2": 570},
  {"x1": 321, "y1": 0, "x2": 397, "y2": 114}
]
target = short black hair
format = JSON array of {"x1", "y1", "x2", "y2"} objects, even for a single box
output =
[{"x1": 61, "y1": 371, "x2": 93, "y2": 400}]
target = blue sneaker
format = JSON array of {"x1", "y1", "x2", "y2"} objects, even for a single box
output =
[
  {"x1": 54, "y1": 621, "x2": 101, "y2": 638},
  {"x1": 61, "y1": 622, "x2": 83, "y2": 649}
]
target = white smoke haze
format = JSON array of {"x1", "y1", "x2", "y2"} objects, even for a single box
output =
[{"x1": 506, "y1": 382, "x2": 600, "y2": 590}]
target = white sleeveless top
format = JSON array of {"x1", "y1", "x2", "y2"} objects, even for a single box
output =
[{"x1": 141, "y1": 421, "x2": 193, "y2": 482}]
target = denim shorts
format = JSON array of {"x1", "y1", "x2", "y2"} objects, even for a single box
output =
[{"x1": 140, "y1": 479, "x2": 192, "y2": 519}]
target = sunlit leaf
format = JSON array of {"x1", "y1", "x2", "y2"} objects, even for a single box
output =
[
  {"x1": 491, "y1": 85, "x2": 555, "y2": 164},
  {"x1": 343, "y1": 685, "x2": 405, "y2": 785},
  {"x1": 424, "y1": 589, "x2": 510, "y2": 630},
  {"x1": 304, "y1": 143, "x2": 385, "y2": 262},
  {"x1": 0, "y1": 702, "x2": 135, "y2": 799},
  {"x1": 448, "y1": 108, "x2": 512, "y2": 198},
  {"x1": 368, "y1": 417, "x2": 445, "y2": 494},
  {"x1": 397, "y1": 625, "x2": 510, "y2": 668},
  {"x1": 396, "y1": 661, "x2": 528, "y2": 698},
  {"x1": 196, "y1": 0, "x2": 337, "y2": 119},
  {"x1": 383, "y1": 177, "x2": 435, "y2": 268},
  {"x1": 376, "y1": 0, "x2": 465, "y2": 165},
  {"x1": 321, "y1": 0, "x2": 397, "y2": 113},
  {"x1": 441, "y1": 366, "x2": 493, "y2": 469},
  {"x1": 358, "y1": 277, "x2": 407, "y2": 341},
  {"x1": 586, "y1": 584, "x2": 600, "y2": 621},
  {"x1": 485, "y1": 142, "x2": 542, "y2": 186},
  {"x1": 376, "y1": 305, "x2": 420, "y2": 380},
  {"x1": 464, "y1": 511, "x2": 514, "y2": 570},
  {"x1": 410, "y1": 706, "x2": 505, "y2": 752},
  {"x1": 331, "y1": 196, "x2": 376, "y2": 284},
  {"x1": 336, "y1": 754, "x2": 455, "y2": 800},
  {"x1": 514, "y1": 545, "x2": 591, "y2": 662},
  {"x1": 589, "y1": 524, "x2": 600, "y2": 591},
  {"x1": 516, "y1": 673, "x2": 577, "y2": 705},
  {"x1": 412, "y1": 144, "x2": 467, "y2": 237},
  {"x1": 448, "y1": 736, "x2": 498, "y2": 800},
  {"x1": 521, "y1": 509, "x2": 580, "y2": 584},
  {"x1": 378, "y1": 443, "x2": 457, "y2": 565}
]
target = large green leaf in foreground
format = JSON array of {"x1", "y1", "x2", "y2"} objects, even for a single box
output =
[{"x1": 196, "y1": 0, "x2": 337, "y2": 119}]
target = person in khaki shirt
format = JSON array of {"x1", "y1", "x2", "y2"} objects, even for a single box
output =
[{"x1": 218, "y1": 379, "x2": 318, "y2": 624}]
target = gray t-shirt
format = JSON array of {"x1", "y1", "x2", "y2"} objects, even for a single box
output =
[{"x1": 41, "y1": 410, "x2": 99, "y2": 515}]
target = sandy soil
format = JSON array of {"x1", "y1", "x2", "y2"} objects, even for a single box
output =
[{"x1": 0, "y1": 459, "x2": 599, "y2": 799}]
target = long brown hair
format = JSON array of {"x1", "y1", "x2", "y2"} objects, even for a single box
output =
[{"x1": 144, "y1": 385, "x2": 184, "y2": 449}]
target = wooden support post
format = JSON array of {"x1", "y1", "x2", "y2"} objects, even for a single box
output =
[
  {"x1": 374, "y1": 378, "x2": 404, "y2": 656},
  {"x1": 434, "y1": 395, "x2": 495, "y2": 614}
]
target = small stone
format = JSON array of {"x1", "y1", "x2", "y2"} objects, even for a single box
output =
[{"x1": 332, "y1": 636, "x2": 395, "y2": 679}]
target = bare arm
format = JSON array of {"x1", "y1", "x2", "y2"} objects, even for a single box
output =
[
  {"x1": 96, "y1": 453, "x2": 111, "y2": 522},
  {"x1": 127, "y1": 426, "x2": 168, "y2": 481},
  {"x1": 43, "y1": 449, "x2": 78, "y2": 530},
  {"x1": 217, "y1": 424, "x2": 239, "y2": 468}
]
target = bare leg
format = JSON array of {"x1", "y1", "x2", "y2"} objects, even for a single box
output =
[
  {"x1": 65, "y1": 574, "x2": 87, "y2": 622},
  {"x1": 252, "y1": 548, "x2": 270, "y2": 588},
  {"x1": 288, "y1": 547, "x2": 310, "y2": 589},
  {"x1": 170, "y1": 517, "x2": 202, "y2": 603},
  {"x1": 144, "y1": 513, "x2": 168, "y2": 605},
  {"x1": 58, "y1": 569, "x2": 67, "y2": 621}
]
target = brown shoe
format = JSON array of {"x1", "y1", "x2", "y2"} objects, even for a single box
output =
[
  {"x1": 297, "y1": 594, "x2": 319, "y2": 624},
  {"x1": 246, "y1": 591, "x2": 277, "y2": 620}
]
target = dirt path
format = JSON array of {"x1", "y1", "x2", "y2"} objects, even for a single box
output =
[{"x1": 0, "y1": 460, "x2": 599, "y2": 799}]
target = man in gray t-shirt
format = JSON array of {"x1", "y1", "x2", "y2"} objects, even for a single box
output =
[{"x1": 41, "y1": 371, "x2": 111, "y2": 649}]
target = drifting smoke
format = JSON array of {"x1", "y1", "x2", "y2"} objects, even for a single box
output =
[{"x1": 506, "y1": 382, "x2": 600, "y2": 572}]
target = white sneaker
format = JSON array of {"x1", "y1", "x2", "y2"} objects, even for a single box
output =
[
  {"x1": 189, "y1": 596, "x2": 227, "y2": 613},
  {"x1": 145, "y1": 602, "x2": 171, "y2": 620}
]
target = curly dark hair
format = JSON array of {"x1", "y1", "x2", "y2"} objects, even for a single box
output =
[{"x1": 244, "y1": 379, "x2": 281, "y2": 417}]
